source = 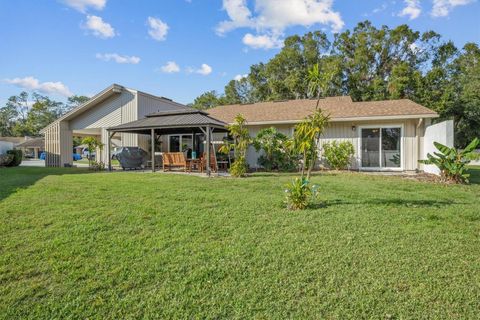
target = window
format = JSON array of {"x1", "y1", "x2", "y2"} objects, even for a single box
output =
[{"x1": 360, "y1": 126, "x2": 401, "y2": 169}]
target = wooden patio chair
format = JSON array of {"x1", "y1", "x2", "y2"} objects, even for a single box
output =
[
  {"x1": 162, "y1": 152, "x2": 188, "y2": 172},
  {"x1": 200, "y1": 146, "x2": 218, "y2": 173}
]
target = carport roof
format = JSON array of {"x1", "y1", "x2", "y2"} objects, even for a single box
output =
[{"x1": 107, "y1": 109, "x2": 228, "y2": 135}]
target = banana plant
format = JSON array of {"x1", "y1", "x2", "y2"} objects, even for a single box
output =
[{"x1": 419, "y1": 138, "x2": 479, "y2": 183}]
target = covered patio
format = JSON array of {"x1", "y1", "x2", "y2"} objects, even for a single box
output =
[{"x1": 106, "y1": 109, "x2": 229, "y2": 175}]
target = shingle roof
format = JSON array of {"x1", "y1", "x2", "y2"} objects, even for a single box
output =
[
  {"x1": 207, "y1": 96, "x2": 438, "y2": 124},
  {"x1": 16, "y1": 137, "x2": 44, "y2": 148},
  {"x1": 108, "y1": 109, "x2": 228, "y2": 134}
]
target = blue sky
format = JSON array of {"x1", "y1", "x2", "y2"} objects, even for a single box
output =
[{"x1": 0, "y1": 0, "x2": 479, "y2": 105}]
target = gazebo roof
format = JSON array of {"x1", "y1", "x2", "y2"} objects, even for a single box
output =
[{"x1": 107, "y1": 109, "x2": 228, "y2": 135}]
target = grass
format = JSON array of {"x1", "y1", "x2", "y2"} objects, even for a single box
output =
[{"x1": 0, "y1": 167, "x2": 479, "y2": 319}]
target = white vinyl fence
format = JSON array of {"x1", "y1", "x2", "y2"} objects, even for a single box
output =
[{"x1": 422, "y1": 120, "x2": 454, "y2": 175}]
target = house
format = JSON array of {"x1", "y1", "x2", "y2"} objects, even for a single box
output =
[
  {"x1": 41, "y1": 84, "x2": 189, "y2": 167},
  {"x1": 16, "y1": 137, "x2": 45, "y2": 158},
  {"x1": 0, "y1": 136, "x2": 30, "y2": 155},
  {"x1": 207, "y1": 96, "x2": 453, "y2": 173},
  {"x1": 42, "y1": 84, "x2": 452, "y2": 174}
]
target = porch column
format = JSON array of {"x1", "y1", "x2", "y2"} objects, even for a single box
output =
[
  {"x1": 206, "y1": 125, "x2": 211, "y2": 176},
  {"x1": 151, "y1": 128, "x2": 155, "y2": 172},
  {"x1": 34, "y1": 148, "x2": 38, "y2": 159}
]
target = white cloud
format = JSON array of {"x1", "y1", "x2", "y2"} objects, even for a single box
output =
[
  {"x1": 61, "y1": 0, "x2": 106, "y2": 12},
  {"x1": 242, "y1": 33, "x2": 282, "y2": 49},
  {"x1": 234, "y1": 74, "x2": 248, "y2": 81},
  {"x1": 196, "y1": 64, "x2": 213, "y2": 75},
  {"x1": 96, "y1": 53, "x2": 140, "y2": 64},
  {"x1": 216, "y1": 0, "x2": 344, "y2": 48},
  {"x1": 399, "y1": 0, "x2": 421, "y2": 19},
  {"x1": 431, "y1": 0, "x2": 474, "y2": 17},
  {"x1": 5, "y1": 76, "x2": 73, "y2": 97},
  {"x1": 187, "y1": 64, "x2": 213, "y2": 75},
  {"x1": 83, "y1": 15, "x2": 115, "y2": 38},
  {"x1": 160, "y1": 61, "x2": 180, "y2": 73},
  {"x1": 147, "y1": 17, "x2": 169, "y2": 41}
]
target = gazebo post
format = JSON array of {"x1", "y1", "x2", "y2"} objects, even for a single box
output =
[
  {"x1": 107, "y1": 131, "x2": 115, "y2": 171},
  {"x1": 151, "y1": 128, "x2": 155, "y2": 172},
  {"x1": 206, "y1": 125, "x2": 211, "y2": 176}
]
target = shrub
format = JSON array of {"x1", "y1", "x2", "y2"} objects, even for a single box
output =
[
  {"x1": 230, "y1": 156, "x2": 248, "y2": 177},
  {"x1": 90, "y1": 161, "x2": 105, "y2": 171},
  {"x1": 0, "y1": 154, "x2": 14, "y2": 167},
  {"x1": 284, "y1": 177, "x2": 319, "y2": 210},
  {"x1": 419, "y1": 138, "x2": 479, "y2": 184},
  {"x1": 253, "y1": 127, "x2": 296, "y2": 171},
  {"x1": 322, "y1": 141, "x2": 354, "y2": 170},
  {"x1": 6, "y1": 150, "x2": 22, "y2": 167}
]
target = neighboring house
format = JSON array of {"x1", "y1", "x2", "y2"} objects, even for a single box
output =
[
  {"x1": 207, "y1": 96, "x2": 453, "y2": 173},
  {"x1": 41, "y1": 84, "x2": 188, "y2": 167},
  {"x1": 16, "y1": 137, "x2": 45, "y2": 158},
  {"x1": 0, "y1": 137, "x2": 29, "y2": 155}
]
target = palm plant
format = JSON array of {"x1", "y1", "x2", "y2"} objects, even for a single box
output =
[
  {"x1": 219, "y1": 114, "x2": 251, "y2": 177},
  {"x1": 419, "y1": 138, "x2": 479, "y2": 183}
]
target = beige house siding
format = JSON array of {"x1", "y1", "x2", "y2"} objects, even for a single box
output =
[
  {"x1": 44, "y1": 121, "x2": 73, "y2": 167},
  {"x1": 242, "y1": 120, "x2": 422, "y2": 171},
  {"x1": 136, "y1": 92, "x2": 186, "y2": 154}
]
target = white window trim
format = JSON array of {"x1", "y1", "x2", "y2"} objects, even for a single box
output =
[{"x1": 357, "y1": 124, "x2": 404, "y2": 171}]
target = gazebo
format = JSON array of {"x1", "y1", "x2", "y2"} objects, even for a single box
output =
[{"x1": 107, "y1": 109, "x2": 229, "y2": 175}]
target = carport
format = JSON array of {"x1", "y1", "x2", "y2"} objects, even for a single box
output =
[{"x1": 107, "y1": 109, "x2": 228, "y2": 175}]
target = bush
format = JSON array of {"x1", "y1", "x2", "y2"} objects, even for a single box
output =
[
  {"x1": 230, "y1": 156, "x2": 248, "y2": 177},
  {"x1": 90, "y1": 161, "x2": 105, "y2": 171},
  {"x1": 284, "y1": 177, "x2": 319, "y2": 210},
  {"x1": 6, "y1": 150, "x2": 23, "y2": 167},
  {"x1": 0, "y1": 154, "x2": 14, "y2": 167},
  {"x1": 419, "y1": 138, "x2": 479, "y2": 184},
  {"x1": 253, "y1": 127, "x2": 296, "y2": 171},
  {"x1": 322, "y1": 141, "x2": 354, "y2": 170}
]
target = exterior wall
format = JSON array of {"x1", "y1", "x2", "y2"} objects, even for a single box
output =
[
  {"x1": 0, "y1": 141, "x2": 14, "y2": 154},
  {"x1": 70, "y1": 89, "x2": 139, "y2": 149},
  {"x1": 44, "y1": 121, "x2": 73, "y2": 167},
  {"x1": 136, "y1": 92, "x2": 187, "y2": 154},
  {"x1": 244, "y1": 119, "x2": 420, "y2": 171}
]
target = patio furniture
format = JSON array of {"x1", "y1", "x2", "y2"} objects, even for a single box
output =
[
  {"x1": 163, "y1": 152, "x2": 188, "y2": 172},
  {"x1": 188, "y1": 158, "x2": 202, "y2": 172},
  {"x1": 201, "y1": 149, "x2": 218, "y2": 173}
]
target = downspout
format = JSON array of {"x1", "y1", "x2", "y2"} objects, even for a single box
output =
[{"x1": 416, "y1": 118, "x2": 423, "y2": 172}]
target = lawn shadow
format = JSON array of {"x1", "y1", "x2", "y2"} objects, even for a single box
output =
[
  {"x1": 0, "y1": 167, "x2": 97, "y2": 203},
  {"x1": 468, "y1": 166, "x2": 480, "y2": 185},
  {"x1": 320, "y1": 198, "x2": 461, "y2": 209}
]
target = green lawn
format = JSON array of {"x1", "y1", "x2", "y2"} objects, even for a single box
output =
[{"x1": 1, "y1": 167, "x2": 479, "y2": 319}]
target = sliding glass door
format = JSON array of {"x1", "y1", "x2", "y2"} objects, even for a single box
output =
[
  {"x1": 361, "y1": 127, "x2": 401, "y2": 169},
  {"x1": 169, "y1": 134, "x2": 193, "y2": 153}
]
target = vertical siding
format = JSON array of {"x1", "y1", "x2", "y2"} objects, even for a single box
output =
[
  {"x1": 135, "y1": 92, "x2": 188, "y2": 152},
  {"x1": 44, "y1": 121, "x2": 72, "y2": 167},
  {"x1": 244, "y1": 120, "x2": 420, "y2": 171},
  {"x1": 137, "y1": 92, "x2": 186, "y2": 118}
]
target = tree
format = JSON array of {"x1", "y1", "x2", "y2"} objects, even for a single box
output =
[
  {"x1": 0, "y1": 104, "x2": 18, "y2": 136},
  {"x1": 191, "y1": 91, "x2": 224, "y2": 110},
  {"x1": 66, "y1": 95, "x2": 90, "y2": 112},
  {"x1": 220, "y1": 114, "x2": 251, "y2": 177},
  {"x1": 191, "y1": 21, "x2": 479, "y2": 148},
  {"x1": 293, "y1": 109, "x2": 330, "y2": 180},
  {"x1": 81, "y1": 136, "x2": 103, "y2": 168}
]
